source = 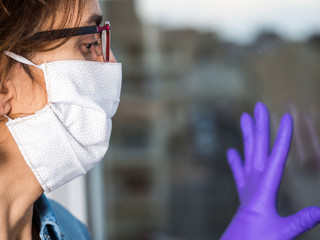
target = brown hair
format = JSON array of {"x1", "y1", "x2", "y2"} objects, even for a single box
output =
[{"x1": 0, "y1": 0, "x2": 85, "y2": 89}]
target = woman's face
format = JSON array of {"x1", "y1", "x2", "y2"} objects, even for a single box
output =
[{"x1": 3, "y1": 0, "x2": 116, "y2": 119}]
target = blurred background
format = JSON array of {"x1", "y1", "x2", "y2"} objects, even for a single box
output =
[{"x1": 49, "y1": 0, "x2": 320, "y2": 239}]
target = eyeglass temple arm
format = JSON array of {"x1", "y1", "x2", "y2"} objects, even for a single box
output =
[{"x1": 28, "y1": 24, "x2": 111, "y2": 41}]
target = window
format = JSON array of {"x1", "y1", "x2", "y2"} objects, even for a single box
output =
[{"x1": 87, "y1": 1, "x2": 320, "y2": 239}]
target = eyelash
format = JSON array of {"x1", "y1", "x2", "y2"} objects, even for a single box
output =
[
  {"x1": 85, "y1": 41, "x2": 99, "y2": 51},
  {"x1": 79, "y1": 36, "x2": 100, "y2": 59}
]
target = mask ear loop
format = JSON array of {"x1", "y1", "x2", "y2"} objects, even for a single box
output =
[
  {"x1": 3, "y1": 51, "x2": 50, "y2": 120},
  {"x1": 3, "y1": 51, "x2": 42, "y2": 69},
  {"x1": 3, "y1": 115, "x2": 12, "y2": 121}
]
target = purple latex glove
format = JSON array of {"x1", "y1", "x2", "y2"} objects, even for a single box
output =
[{"x1": 221, "y1": 102, "x2": 320, "y2": 240}]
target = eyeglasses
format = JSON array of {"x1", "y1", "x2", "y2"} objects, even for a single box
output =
[{"x1": 29, "y1": 21, "x2": 111, "y2": 62}]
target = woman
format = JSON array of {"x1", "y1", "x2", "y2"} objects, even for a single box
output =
[
  {"x1": 0, "y1": 0, "x2": 319, "y2": 239},
  {"x1": 0, "y1": 0, "x2": 120, "y2": 239}
]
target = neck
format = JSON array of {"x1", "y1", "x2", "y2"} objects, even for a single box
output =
[{"x1": 0, "y1": 122, "x2": 43, "y2": 240}]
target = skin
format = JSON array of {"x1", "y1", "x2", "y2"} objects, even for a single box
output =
[{"x1": 0, "y1": 0, "x2": 116, "y2": 239}]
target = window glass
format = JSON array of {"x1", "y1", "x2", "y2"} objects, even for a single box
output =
[{"x1": 98, "y1": 1, "x2": 320, "y2": 239}]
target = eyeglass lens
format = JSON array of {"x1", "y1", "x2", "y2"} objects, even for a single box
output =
[
  {"x1": 92, "y1": 21, "x2": 110, "y2": 62},
  {"x1": 102, "y1": 21, "x2": 110, "y2": 62}
]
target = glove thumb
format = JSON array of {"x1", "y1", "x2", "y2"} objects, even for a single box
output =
[{"x1": 282, "y1": 206, "x2": 320, "y2": 239}]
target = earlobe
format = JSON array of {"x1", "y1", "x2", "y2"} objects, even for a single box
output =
[{"x1": 0, "y1": 82, "x2": 13, "y2": 116}]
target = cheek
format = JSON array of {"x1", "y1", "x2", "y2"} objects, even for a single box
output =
[
  {"x1": 48, "y1": 46, "x2": 86, "y2": 61},
  {"x1": 35, "y1": 38, "x2": 87, "y2": 63},
  {"x1": 9, "y1": 67, "x2": 48, "y2": 118},
  {"x1": 28, "y1": 68, "x2": 48, "y2": 110}
]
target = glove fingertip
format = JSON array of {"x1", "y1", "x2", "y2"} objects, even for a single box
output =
[
  {"x1": 227, "y1": 148, "x2": 238, "y2": 161},
  {"x1": 281, "y1": 113, "x2": 293, "y2": 125},
  {"x1": 227, "y1": 148, "x2": 242, "y2": 166},
  {"x1": 254, "y1": 102, "x2": 269, "y2": 120},
  {"x1": 240, "y1": 112, "x2": 253, "y2": 130},
  {"x1": 289, "y1": 206, "x2": 320, "y2": 236},
  {"x1": 240, "y1": 112, "x2": 250, "y2": 123},
  {"x1": 308, "y1": 206, "x2": 320, "y2": 223}
]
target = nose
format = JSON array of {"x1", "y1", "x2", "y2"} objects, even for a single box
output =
[
  {"x1": 109, "y1": 50, "x2": 117, "y2": 63},
  {"x1": 95, "y1": 49, "x2": 117, "y2": 63},
  {"x1": 97, "y1": 50, "x2": 117, "y2": 63}
]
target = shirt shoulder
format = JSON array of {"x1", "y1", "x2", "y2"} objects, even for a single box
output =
[{"x1": 49, "y1": 199, "x2": 91, "y2": 240}]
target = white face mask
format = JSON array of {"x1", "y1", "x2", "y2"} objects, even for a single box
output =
[{"x1": 4, "y1": 51, "x2": 122, "y2": 193}]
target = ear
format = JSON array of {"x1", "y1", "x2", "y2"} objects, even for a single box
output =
[{"x1": 0, "y1": 81, "x2": 13, "y2": 116}]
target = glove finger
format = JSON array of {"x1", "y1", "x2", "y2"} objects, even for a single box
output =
[
  {"x1": 264, "y1": 113, "x2": 293, "y2": 195},
  {"x1": 227, "y1": 148, "x2": 245, "y2": 194},
  {"x1": 241, "y1": 112, "x2": 254, "y2": 175},
  {"x1": 282, "y1": 206, "x2": 320, "y2": 239},
  {"x1": 252, "y1": 102, "x2": 270, "y2": 172}
]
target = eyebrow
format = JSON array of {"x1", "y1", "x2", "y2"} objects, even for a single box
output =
[{"x1": 85, "y1": 14, "x2": 103, "y2": 25}]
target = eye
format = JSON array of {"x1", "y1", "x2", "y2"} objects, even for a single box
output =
[
  {"x1": 79, "y1": 35, "x2": 101, "y2": 60},
  {"x1": 85, "y1": 41, "x2": 98, "y2": 50},
  {"x1": 85, "y1": 43, "x2": 92, "y2": 49}
]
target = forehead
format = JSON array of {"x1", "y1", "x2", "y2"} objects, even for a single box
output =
[
  {"x1": 81, "y1": 0, "x2": 102, "y2": 25},
  {"x1": 41, "y1": 0, "x2": 102, "y2": 31}
]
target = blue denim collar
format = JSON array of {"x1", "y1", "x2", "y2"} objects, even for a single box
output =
[{"x1": 33, "y1": 194, "x2": 62, "y2": 240}]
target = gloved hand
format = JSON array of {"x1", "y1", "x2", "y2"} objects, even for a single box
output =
[{"x1": 221, "y1": 102, "x2": 320, "y2": 240}]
